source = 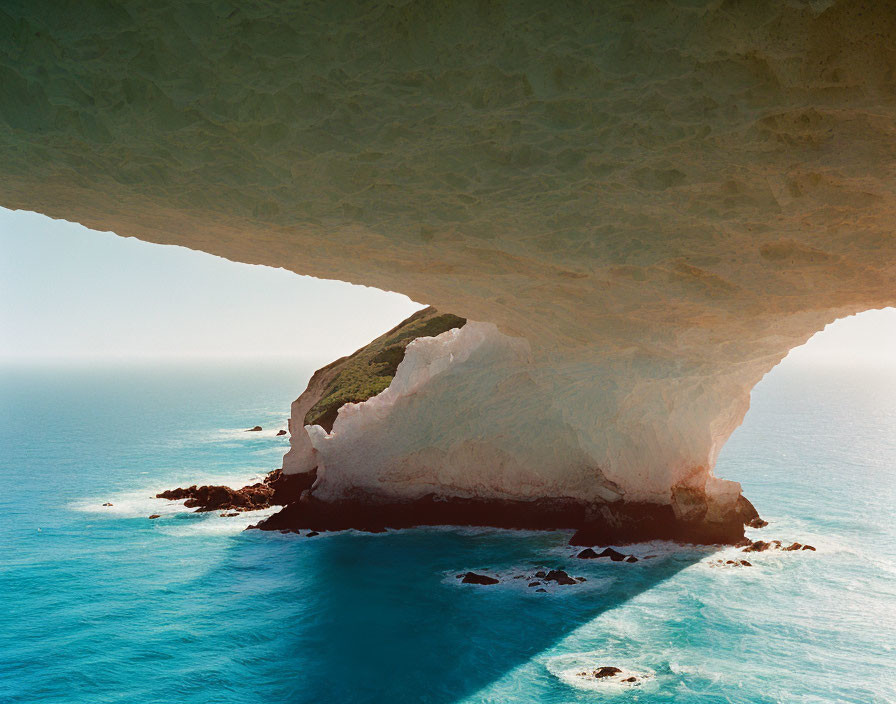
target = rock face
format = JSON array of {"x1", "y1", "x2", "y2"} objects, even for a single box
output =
[
  {"x1": 156, "y1": 469, "x2": 313, "y2": 513},
  {"x1": 2, "y1": 2, "x2": 895, "y2": 540}
]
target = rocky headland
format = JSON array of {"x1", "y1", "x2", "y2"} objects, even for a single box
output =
[{"x1": 6, "y1": 1, "x2": 895, "y2": 545}]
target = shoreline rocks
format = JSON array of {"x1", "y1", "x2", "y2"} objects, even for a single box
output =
[
  {"x1": 156, "y1": 468, "x2": 315, "y2": 513},
  {"x1": 249, "y1": 492, "x2": 764, "y2": 546},
  {"x1": 460, "y1": 572, "x2": 499, "y2": 585},
  {"x1": 456, "y1": 567, "x2": 586, "y2": 589},
  {"x1": 246, "y1": 426, "x2": 262, "y2": 432},
  {"x1": 742, "y1": 538, "x2": 815, "y2": 553}
]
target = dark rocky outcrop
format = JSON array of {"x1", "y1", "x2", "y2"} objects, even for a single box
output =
[
  {"x1": 741, "y1": 539, "x2": 815, "y2": 553},
  {"x1": 568, "y1": 497, "x2": 756, "y2": 546},
  {"x1": 148, "y1": 514, "x2": 160, "y2": 519},
  {"x1": 276, "y1": 429, "x2": 287, "y2": 436},
  {"x1": 460, "y1": 572, "x2": 499, "y2": 585},
  {"x1": 596, "y1": 547, "x2": 627, "y2": 562},
  {"x1": 246, "y1": 426, "x2": 262, "y2": 432},
  {"x1": 157, "y1": 468, "x2": 315, "y2": 513},
  {"x1": 251, "y1": 492, "x2": 761, "y2": 545},
  {"x1": 577, "y1": 667, "x2": 622, "y2": 679},
  {"x1": 544, "y1": 569, "x2": 576, "y2": 586}
]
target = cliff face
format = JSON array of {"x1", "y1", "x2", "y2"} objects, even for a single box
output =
[{"x1": 2, "y1": 1, "x2": 895, "y2": 538}]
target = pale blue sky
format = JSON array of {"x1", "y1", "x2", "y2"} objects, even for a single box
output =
[
  {"x1": 1, "y1": 206, "x2": 893, "y2": 366},
  {"x1": 0, "y1": 207, "x2": 423, "y2": 363}
]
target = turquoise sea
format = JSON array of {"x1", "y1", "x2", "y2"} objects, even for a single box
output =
[{"x1": 1, "y1": 359, "x2": 894, "y2": 703}]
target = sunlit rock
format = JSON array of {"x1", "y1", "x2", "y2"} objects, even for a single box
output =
[{"x1": 2, "y1": 1, "x2": 895, "y2": 539}]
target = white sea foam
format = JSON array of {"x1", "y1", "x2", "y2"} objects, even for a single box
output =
[
  {"x1": 156, "y1": 507, "x2": 278, "y2": 537},
  {"x1": 68, "y1": 470, "x2": 273, "y2": 519},
  {"x1": 545, "y1": 653, "x2": 655, "y2": 692}
]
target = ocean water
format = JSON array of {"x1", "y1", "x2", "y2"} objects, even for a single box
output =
[{"x1": 0, "y1": 360, "x2": 893, "y2": 704}]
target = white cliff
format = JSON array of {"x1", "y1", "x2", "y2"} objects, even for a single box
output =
[{"x1": 1, "y1": 1, "x2": 895, "y2": 537}]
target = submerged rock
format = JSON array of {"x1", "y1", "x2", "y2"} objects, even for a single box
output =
[
  {"x1": 102, "y1": 502, "x2": 113, "y2": 507},
  {"x1": 460, "y1": 572, "x2": 499, "y2": 585}
]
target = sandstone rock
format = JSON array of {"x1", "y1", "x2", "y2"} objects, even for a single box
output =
[
  {"x1": 740, "y1": 560, "x2": 752, "y2": 566},
  {"x1": 246, "y1": 426, "x2": 262, "y2": 432},
  {"x1": 460, "y1": 572, "x2": 499, "y2": 585},
  {"x1": 148, "y1": 514, "x2": 160, "y2": 519},
  {"x1": 783, "y1": 542, "x2": 802, "y2": 551},
  {"x1": 802, "y1": 545, "x2": 816, "y2": 551},
  {"x1": 276, "y1": 429, "x2": 287, "y2": 436}
]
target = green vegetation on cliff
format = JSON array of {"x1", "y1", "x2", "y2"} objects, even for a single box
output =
[{"x1": 304, "y1": 307, "x2": 466, "y2": 432}]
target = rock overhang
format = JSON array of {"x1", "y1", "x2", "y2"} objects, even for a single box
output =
[{"x1": 2, "y1": 0, "x2": 895, "y2": 539}]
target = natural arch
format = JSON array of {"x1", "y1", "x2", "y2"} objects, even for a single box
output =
[{"x1": 2, "y1": 1, "x2": 894, "y2": 541}]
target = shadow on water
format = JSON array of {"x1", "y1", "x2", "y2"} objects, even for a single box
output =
[{"x1": 200, "y1": 528, "x2": 709, "y2": 704}]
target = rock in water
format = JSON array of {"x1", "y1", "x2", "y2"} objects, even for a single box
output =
[
  {"x1": 156, "y1": 468, "x2": 314, "y2": 513},
  {"x1": 148, "y1": 514, "x2": 160, "y2": 519},
  {"x1": 592, "y1": 667, "x2": 622, "y2": 679},
  {"x1": 544, "y1": 569, "x2": 577, "y2": 586},
  {"x1": 246, "y1": 426, "x2": 262, "y2": 432},
  {"x1": 460, "y1": 572, "x2": 499, "y2": 585},
  {"x1": 596, "y1": 548, "x2": 627, "y2": 562},
  {"x1": 276, "y1": 429, "x2": 287, "y2": 436}
]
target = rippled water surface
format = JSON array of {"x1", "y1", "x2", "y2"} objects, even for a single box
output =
[{"x1": 1, "y1": 361, "x2": 894, "y2": 703}]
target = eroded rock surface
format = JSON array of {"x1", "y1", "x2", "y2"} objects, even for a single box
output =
[{"x1": 3, "y1": 1, "x2": 895, "y2": 539}]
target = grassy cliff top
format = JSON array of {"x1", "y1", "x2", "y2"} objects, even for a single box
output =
[{"x1": 304, "y1": 307, "x2": 466, "y2": 432}]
